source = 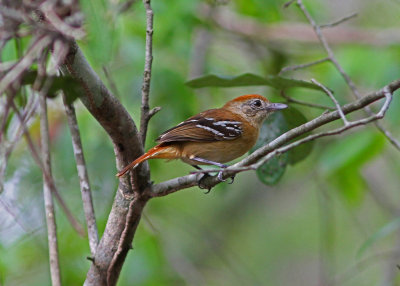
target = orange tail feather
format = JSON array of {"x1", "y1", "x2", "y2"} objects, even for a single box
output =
[{"x1": 116, "y1": 145, "x2": 174, "y2": 177}]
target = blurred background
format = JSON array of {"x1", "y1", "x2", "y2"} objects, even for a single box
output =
[{"x1": 2, "y1": 0, "x2": 400, "y2": 285}]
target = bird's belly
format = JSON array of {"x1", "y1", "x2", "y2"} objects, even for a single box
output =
[{"x1": 181, "y1": 139, "x2": 255, "y2": 165}]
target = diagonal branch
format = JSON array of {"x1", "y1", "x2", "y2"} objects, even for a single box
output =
[
  {"x1": 279, "y1": 57, "x2": 330, "y2": 75},
  {"x1": 294, "y1": 0, "x2": 400, "y2": 150},
  {"x1": 149, "y1": 79, "x2": 400, "y2": 197},
  {"x1": 320, "y1": 12, "x2": 358, "y2": 29},
  {"x1": 311, "y1": 78, "x2": 349, "y2": 125}
]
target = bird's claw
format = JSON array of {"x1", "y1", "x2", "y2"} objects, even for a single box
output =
[
  {"x1": 197, "y1": 164, "x2": 233, "y2": 193},
  {"x1": 217, "y1": 171, "x2": 226, "y2": 182},
  {"x1": 217, "y1": 171, "x2": 235, "y2": 184},
  {"x1": 216, "y1": 164, "x2": 230, "y2": 182}
]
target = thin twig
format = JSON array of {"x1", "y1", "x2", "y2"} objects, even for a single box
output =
[
  {"x1": 374, "y1": 121, "x2": 400, "y2": 149},
  {"x1": 280, "y1": 90, "x2": 335, "y2": 110},
  {"x1": 40, "y1": 2, "x2": 85, "y2": 39},
  {"x1": 295, "y1": 0, "x2": 400, "y2": 150},
  {"x1": 63, "y1": 95, "x2": 99, "y2": 255},
  {"x1": 0, "y1": 35, "x2": 52, "y2": 95},
  {"x1": 279, "y1": 57, "x2": 330, "y2": 75},
  {"x1": 139, "y1": 0, "x2": 155, "y2": 145},
  {"x1": 39, "y1": 91, "x2": 62, "y2": 286},
  {"x1": 320, "y1": 12, "x2": 358, "y2": 29},
  {"x1": 311, "y1": 78, "x2": 349, "y2": 125}
]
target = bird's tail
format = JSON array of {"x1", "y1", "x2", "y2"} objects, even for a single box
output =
[{"x1": 116, "y1": 144, "x2": 177, "y2": 177}]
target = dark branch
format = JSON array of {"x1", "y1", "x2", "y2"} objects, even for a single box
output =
[{"x1": 60, "y1": 41, "x2": 151, "y2": 286}]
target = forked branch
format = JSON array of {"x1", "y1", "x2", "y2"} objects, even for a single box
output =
[{"x1": 149, "y1": 79, "x2": 400, "y2": 197}]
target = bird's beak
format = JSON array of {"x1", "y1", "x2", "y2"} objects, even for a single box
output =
[{"x1": 266, "y1": 103, "x2": 288, "y2": 111}]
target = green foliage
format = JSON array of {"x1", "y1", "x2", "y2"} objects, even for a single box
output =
[
  {"x1": 282, "y1": 107, "x2": 314, "y2": 165},
  {"x1": 20, "y1": 70, "x2": 82, "y2": 103},
  {"x1": 251, "y1": 107, "x2": 314, "y2": 185},
  {"x1": 253, "y1": 112, "x2": 289, "y2": 185},
  {"x1": 186, "y1": 73, "x2": 325, "y2": 91},
  {"x1": 319, "y1": 131, "x2": 385, "y2": 204}
]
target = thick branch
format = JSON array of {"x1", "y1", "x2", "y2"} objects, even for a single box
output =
[
  {"x1": 149, "y1": 79, "x2": 400, "y2": 196},
  {"x1": 60, "y1": 41, "x2": 151, "y2": 286}
]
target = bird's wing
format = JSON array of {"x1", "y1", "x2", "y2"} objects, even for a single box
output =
[{"x1": 156, "y1": 109, "x2": 243, "y2": 143}]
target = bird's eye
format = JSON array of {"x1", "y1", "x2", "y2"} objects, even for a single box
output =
[{"x1": 252, "y1": 99, "x2": 262, "y2": 107}]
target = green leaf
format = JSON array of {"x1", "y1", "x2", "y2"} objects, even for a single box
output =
[
  {"x1": 250, "y1": 107, "x2": 314, "y2": 185},
  {"x1": 20, "y1": 70, "x2": 82, "y2": 104},
  {"x1": 282, "y1": 108, "x2": 314, "y2": 165},
  {"x1": 357, "y1": 217, "x2": 400, "y2": 257},
  {"x1": 256, "y1": 153, "x2": 288, "y2": 185},
  {"x1": 186, "y1": 73, "x2": 324, "y2": 91},
  {"x1": 251, "y1": 112, "x2": 289, "y2": 185}
]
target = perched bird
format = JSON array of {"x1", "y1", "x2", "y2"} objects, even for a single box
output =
[{"x1": 116, "y1": 94, "x2": 287, "y2": 180}]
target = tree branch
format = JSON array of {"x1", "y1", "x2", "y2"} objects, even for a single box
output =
[
  {"x1": 149, "y1": 79, "x2": 400, "y2": 197},
  {"x1": 279, "y1": 57, "x2": 330, "y2": 75},
  {"x1": 60, "y1": 41, "x2": 151, "y2": 286},
  {"x1": 294, "y1": 0, "x2": 400, "y2": 151},
  {"x1": 320, "y1": 12, "x2": 358, "y2": 29},
  {"x1": 279, "y1": 90, "x2": 335, "y2": 110},
  {"x1": 311, "y1": 78, "x2": 349, "y2": 125},
  {"x1": 39, "y1": 91, "x2": 62, "y2": 286},
  {"x1": 139, "y1": 0, "x2": 156, "y2": 145},
  {"x1": 63, "y1": 95, "x2": 99, "y2": 256}
]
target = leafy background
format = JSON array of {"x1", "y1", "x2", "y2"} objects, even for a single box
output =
[{"x1": 2, "y1": 0, "x2": 400, "y2": 285}]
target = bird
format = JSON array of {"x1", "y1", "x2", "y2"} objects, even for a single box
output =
[{"x1": 116, "y1": 94, "x2": 287, "y2": 181}]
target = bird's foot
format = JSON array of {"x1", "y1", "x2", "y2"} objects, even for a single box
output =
[
  {"x1": 198, "y1": 173, "x2": 212, "y2": 194},
  {"x1": 216, "y1": 164, "x2": 228, "y2": 182},
  {"x1": 227, "y1": 175, "x2": 236, "y2": 184}
]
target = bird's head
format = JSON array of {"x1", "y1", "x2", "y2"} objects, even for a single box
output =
[{"x1": 224, "y1": 94, "x2": 287, "y2": 126}]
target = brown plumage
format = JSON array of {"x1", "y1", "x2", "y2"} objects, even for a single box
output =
[{"x1": 116, "y1": 94, "x2": 287, "y2": 177}]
